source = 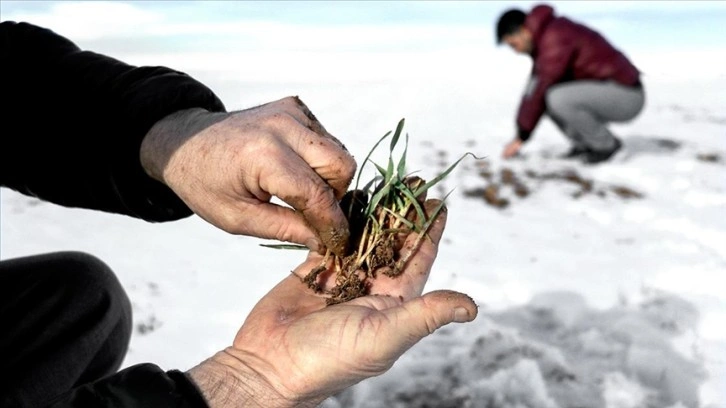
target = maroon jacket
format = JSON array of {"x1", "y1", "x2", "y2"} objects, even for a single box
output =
[{"x1": 516, "y1": 5, "x2": 640, "y2": 141}]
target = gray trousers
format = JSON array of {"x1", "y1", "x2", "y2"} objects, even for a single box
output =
[{"x1": 545, "y1": 80, "x2": 645, "y2": 151}]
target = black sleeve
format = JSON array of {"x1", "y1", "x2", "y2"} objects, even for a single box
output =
[
  {"x1": 48, "y1": 364, "x2": 208, "y2": 408},
  {"x1": 0, "y1": 21, "x2": 226, "y2": 222},
  {"x1": 517, "y1": 127, "x2": 532, "y2": 143}
]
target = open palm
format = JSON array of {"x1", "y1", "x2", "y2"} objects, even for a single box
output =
[{"x1": 225, "y1": 199, "x2": 477, "y2": 406}]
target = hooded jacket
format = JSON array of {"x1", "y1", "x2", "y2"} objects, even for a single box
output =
[
  {"x1": 1, "y1": 21, "x2": 225, "y2": 407},
  {"x1": 515, "y1": 5, "x2": 641, "y2": 141}
]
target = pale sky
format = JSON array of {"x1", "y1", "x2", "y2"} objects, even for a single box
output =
[
  {"x1": 2, "y1": 2, "x2": 724, "y2": 90},
  {"x1": 3, "y1": 1, "x2": 725, "y2": 50}
]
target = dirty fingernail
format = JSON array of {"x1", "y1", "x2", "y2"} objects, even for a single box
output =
[
  {"x1": 320, "y1": 227, "x2": 349, "y2": 257},
  {"x1": 453, "y1": 307, "x2": 471, "y2": 323}
]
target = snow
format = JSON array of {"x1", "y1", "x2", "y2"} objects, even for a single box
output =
[
  {"x1": 2, "y1": 4, "x2": 725, "y2": 407},
  {"x1": 321, "y1": 289, "x2": 712, "y2": 407}
]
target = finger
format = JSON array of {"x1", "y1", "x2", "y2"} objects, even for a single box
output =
[
  {"x1": 284, "y1": 125, "x2": 357, "y2": 200},
  {"x1": 291, "y1": 96, "x2": 326, "y2": 134},
  {"x1": 404, "y1": 176, "x2": 428, "y2": 203},
  {"x1": 380, "y1": 290, "x2": 478, "y2": 350},
  {"x1": 258, "y1": 148, "x2": 350, "y2": 256},
  {"x1": 302, "y1": 199, "x2": 448, "y2": 296},
  {"x1": 262, "y1": 108, "x2": 354, "y2": 200},
  {"x1": 368, "y1": 199, "x2": 448, "y2": 299},
  {"x1": 413, "y1": 198, "x2": 447, "y2": 245},
  {"x1": 266, "y1": 96, "x2": 355, "y2": 199},
  {"x1": 269, "y1": 96, "x2": 346, "y2": 151},
  {"x1": 289, "y1": 96, "x2": 348, "y2": 152},
  {"x1": 399, "y1": 199, "x2": 448, "y2": 284},
  {"x1": 226, "y1": 201, "x2": 322, "y2": 249},
  {"x1": 290, "y1": 251, "x2": 334, "y2": 283}
]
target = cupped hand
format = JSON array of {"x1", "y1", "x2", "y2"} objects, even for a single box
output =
[
  {"x1": 188, "y1": 200, "x2": 478, "y2": 408},
  {"x1": 295, "y1": 198, "x2": 449, "y2": 300},
  {"x1": 140, "y1": 96, "x2": 357, "y2": 255}
]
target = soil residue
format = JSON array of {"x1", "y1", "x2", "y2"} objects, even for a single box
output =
[
  {"x1": 463, "y1": 185, "x2": 510, "y2": 209},
  {"x1": 696, "y1": 152, "x2": 722, "y2": 163},
  {"x1": 304, "y1": 181, "x2": 425, "y2": 305},
  {"x1": 136, "y1": 315, "x2": 161, "y2": 335},
  {"x1": 463, "y1": 163, "x2": 643, "y2": 209}
]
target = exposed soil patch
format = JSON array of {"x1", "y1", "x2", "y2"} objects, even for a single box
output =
[
  {"x1": 696, "y1": 152, "x2": 722, "y2": 163},
  {"x1": 463, "y1": 163, "x2": 643, "y2": 209},
  {"x1": 136, "y1": 315, "x2": 161, "y2": 335},
  {"x1": 463, "y1": 185, "x2": 509, "y2": 209},
  {"x1": 652, "y1": 138, "x2": 681, "y2": 150},
  {"x1": 526, "y1": 169, "x2": 593, "y2": 198},
  {"x1": 610, "y1": 186, "x2": 644, "y2": 199}
]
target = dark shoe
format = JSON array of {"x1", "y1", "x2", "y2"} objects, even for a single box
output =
[
  {"x1": 583, "y1": 138, "x2": 622, "y2": 164},
  {"x1": 560, "y1": 145, "x2": 590, "y2": 159}
]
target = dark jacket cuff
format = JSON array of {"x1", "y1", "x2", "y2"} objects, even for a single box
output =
[
  {"x1": 517, "y1": 128, "x2": 532, "y2": 143},
  {"x1": 48, "y1": 364, "x2": 209, "y2": 408},
  {"x1": 0, "y1": 22, "x2": 226, "y2": 222},
  {"x1": 110, "y1": 70, "x2": 226, "y2": 222}
]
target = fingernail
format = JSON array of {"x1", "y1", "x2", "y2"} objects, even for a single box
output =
[
  {"x1": 453, "y1": 307, "x2": 471, "y2": 323},
  {"x1": 305, "y1": 238, "x2": 321, "y2": 253}
]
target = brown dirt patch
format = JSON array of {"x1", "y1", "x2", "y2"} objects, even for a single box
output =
[
  {"x1": 463, "y1": 163, "x2": 644, "y2": 209},
  {"x1": 696, "y1": 152, "x2": 722, "y2": 163}
]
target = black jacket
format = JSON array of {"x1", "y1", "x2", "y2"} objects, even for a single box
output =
[
  {"x1": 1, "y1": 21, "x2": 227, "y2": 407},
  {"x1": 1, "y1": 21, "x2": 225, "y2": 221}
]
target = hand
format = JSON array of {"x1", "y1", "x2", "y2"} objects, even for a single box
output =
[
  {"x1": 187, "y1": 200, "x2": 478, "y2": 407},
  {"x1": 140, "y1": 96, "x2": 356, "y2": 255},
  {"x1": 502, "y1": 138, "x2": 523, "y2": 159}
]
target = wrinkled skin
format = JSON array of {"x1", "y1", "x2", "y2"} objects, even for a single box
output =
[
  {"x1": 188, "y1": 200, "x2": 478, "y2": 408},
  {"x1": 141, "y1": 96, "x2": 356, "y2": 256}
]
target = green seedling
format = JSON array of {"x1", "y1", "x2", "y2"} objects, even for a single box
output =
[{"x1": 266, "y1": 118, "x2": 475, "y2": 305}]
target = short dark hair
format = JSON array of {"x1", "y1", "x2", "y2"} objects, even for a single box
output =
[{"x1": 496, "y1": 9, "x2": 526, "y2": 44}]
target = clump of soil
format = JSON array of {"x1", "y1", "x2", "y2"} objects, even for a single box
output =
[
  {"x1": 303, "y1": 181, "x2": 428, "y2": 305},
  {"x1": 463, "y1": 185, "x2": 509, "y2": 208},
  {"x1": 527, "y1": 169, "x2": 593, "y2": 198},
  {"x1": 299, "y1": 119, "x2": 461, "y2": 305},
  {"x1": 501, "y1": 168, "x2": 530, "y2": 198},
  {"x1": 136, "y1": 315, "x2": 161, "y2": 335},
  {"x1": 527, "y1": 169, "x2": 643, "y2": 201},
  {"x1": 654, "y1": 138, "x2": 682, "y2": 150},
  {"x1": 611, "y1": 186, "x2": 644, "y2": 199},
  {"x1": 696, "y1": 152, "x2": 721, "y2": 163},
  {"x1": 463, "y1": 165, "x2": 530, "y2": 209}
]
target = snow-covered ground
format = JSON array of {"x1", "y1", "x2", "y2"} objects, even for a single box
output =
[
  {"x1": 2, "y1": 3, "x2": 725, "y2": 406},
  {"x1": 3, "y1": 74, "x2": 723, "y2": 407}
]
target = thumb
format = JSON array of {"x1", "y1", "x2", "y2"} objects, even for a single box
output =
[{"x1": 382, "y1": 290, "x2": 478, "y2": 350}]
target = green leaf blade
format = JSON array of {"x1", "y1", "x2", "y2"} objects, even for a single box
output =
[
  {"x1": 260, "y1": 243, "x2": 309, "y2": 250},
  {"x1": 414, "y1": 152, "x2": 478, "y2": 197},
  {"x1": 397, "y1": 132, "x2": 409, "y2": 179},
  {"x1": 354, "y1": 130, "x2": 391, "y2": 191},
  {"x1": 389, "y1": 118, "x2": 405, "y2": 152}
]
